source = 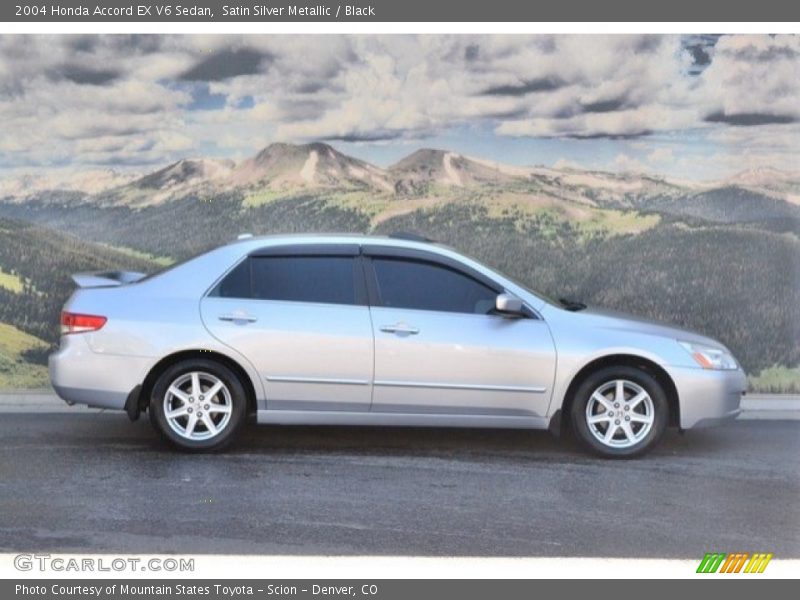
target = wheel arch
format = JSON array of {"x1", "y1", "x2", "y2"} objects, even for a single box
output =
[
  {"x1": 559, "y1": 354, "x2": 680, "y2": 433},
  {"x1": 134, "y1": 349, "x2": 259, "y2": 418}
]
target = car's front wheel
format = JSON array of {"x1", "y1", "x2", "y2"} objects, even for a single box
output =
[
  {"x1": 149, "y1": 359, "x2": 247, "y2": 452},
  {"x1": 570, "y1": 366, "x2": 668, "y2": 458}
]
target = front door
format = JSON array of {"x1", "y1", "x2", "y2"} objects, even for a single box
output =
[{"x1": 365, "y1": 254, "x2": 556, "y2": 417}]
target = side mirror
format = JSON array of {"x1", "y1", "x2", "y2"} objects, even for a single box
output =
[{"x1": 495, "y1": 293, "x2": 524, "y2": 315}]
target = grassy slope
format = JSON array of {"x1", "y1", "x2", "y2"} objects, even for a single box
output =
[
  {"x1": 748, "y1": 366, "x2": 800, "y2": 394},
  {"x1": 0, "y1": 322, "x2": 49, "y2": 388},
  {"x1": 97, "y1": 242, "x2": 174, "y2": 267},
  {"x1": 0, "y1": 267, "x2": 23, "y2": 293}
]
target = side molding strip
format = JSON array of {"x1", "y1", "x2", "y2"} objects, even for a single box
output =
[
  {"x1": 373, "y1": 380, "x2": 546, "y2": 393},
  {"x1": 266, "y1": 376, "x2": 370, "y2": 386}
]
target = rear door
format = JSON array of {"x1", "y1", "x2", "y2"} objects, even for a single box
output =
[
  {"x1": 364, "y1": 247, "x2": 556, "y2": 417},
  {"x1": 200, "y1": 245, "x2": 374, "y2": 411}
]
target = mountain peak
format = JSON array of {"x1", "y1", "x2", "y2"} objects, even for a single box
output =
[
  {"x1": 234, "y1": 141, "x2": 392, "y2": 191},
  {"x1": 390, "y1": 148, "x2": 449, "y2": 169},
  {"x1": 253, "y1": 141, "x2": 338, "y2": 162},
  {"x1": 729, "y1": 166, "x2": 798, "y2": 186},
  {"x1": 389, "y1": 148, "x2": 524, "y2": 193},
  {"x1": 133, "y1": 157, "x2": 233, "y2": 190}
]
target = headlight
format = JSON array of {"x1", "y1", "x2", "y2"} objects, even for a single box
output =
[{"x1": 678, "y1": 341, "x2": 738, "y2": 370}]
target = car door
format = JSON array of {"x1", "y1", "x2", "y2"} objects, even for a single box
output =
[
  {"x1": 364, "y1": 247, "x2": 556, "y2": 418},
  {"x1": 200, "y1": 244, "x2": 374, "y2": 411}
]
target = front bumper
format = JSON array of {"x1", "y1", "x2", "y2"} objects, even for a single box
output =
[
  {"x1": 668, "y1": 366, "x2": 747, "y2": 429},
  {"x1": 49, "y1": 335, "x2": 153, "y2": 410}
]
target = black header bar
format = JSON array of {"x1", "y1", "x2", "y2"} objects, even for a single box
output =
[{"x1": 4, "y1": 0, "x2": 799, "y2": 22}]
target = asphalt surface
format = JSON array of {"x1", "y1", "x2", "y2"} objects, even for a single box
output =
[{"x1": 0, "y1": 414, "x2": 797, "y2": 558}]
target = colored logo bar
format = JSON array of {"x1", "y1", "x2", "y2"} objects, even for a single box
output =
[{"x1": 697, "y1": 552, "x2": 773, "y2": 573}]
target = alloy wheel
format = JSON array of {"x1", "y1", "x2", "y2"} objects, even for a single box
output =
[
  {"x1": 163, "y1": 371, "x2": 233, "y2": 441},
  {"x1": 584, "y1": 379, "x2": 655, "y2": 449}
]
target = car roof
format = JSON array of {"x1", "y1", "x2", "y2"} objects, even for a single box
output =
[{"x1": 228, "y1": 232, "x2": 450, "y2": 253}]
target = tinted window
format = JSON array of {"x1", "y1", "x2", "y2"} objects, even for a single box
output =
[
  {"x1": 372, "y1": 258, "x2": 497, "y2": 314},
  {"x1": 215, "y1": 259, "x2": 250, "y2": 298},
  {"x1": 213, "y1": 256, "x2": 358, "y2": 305},
  {"x1": 252, "y1": 256, "x2": 356, "y2": 305}
]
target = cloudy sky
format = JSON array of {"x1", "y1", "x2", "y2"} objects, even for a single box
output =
[{"x1": 0, "y1": 34, "x2": 798, "y2": 181}]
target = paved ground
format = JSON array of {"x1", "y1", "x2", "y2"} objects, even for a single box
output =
[{"x1": 0, "y1": 411, "x2": 797, "y2": 558}]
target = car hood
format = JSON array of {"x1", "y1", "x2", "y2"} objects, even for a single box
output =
[{"x1": 560, "y1": 305, "x2": 728, "y2": 350}]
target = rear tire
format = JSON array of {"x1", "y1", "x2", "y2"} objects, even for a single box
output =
[
  {"x1": 570, "y1": 366, "x2": 668, "y2": 458},
  {"x1": 149, "y1": 359, "x2": 247, "y2": 452}
]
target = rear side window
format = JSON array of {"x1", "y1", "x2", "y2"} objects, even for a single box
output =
[
  {"x1": 215, "y1": 259, "x2": 250, "y2": 298},
  {"x1": 252, "y1": 256, "x2": 356, "y2": 304},
  {"x1": 372, "y1": 258, "x2": 497, "y2": 314},
  {"x1": 213, "y1": 256, "x2": 358, "y2": 306}
]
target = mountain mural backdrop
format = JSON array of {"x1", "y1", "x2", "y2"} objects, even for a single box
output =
[{"x1": 1, "y1": 142, "x2": 798, "y2": 391}]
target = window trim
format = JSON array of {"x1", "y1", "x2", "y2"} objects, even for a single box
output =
[{"x1": 249, "y1": 243, "x2": 361, "y2": 258}]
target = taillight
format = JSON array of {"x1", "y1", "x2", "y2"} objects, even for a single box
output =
[{"x1": 60, "y1": 311, "x2": 107, "y2": 334}]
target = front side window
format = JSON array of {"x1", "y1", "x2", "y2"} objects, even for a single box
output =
[
  {"x1": 372, "y1": 258, "x2": 497, "y2": 315},
  {"x1": 214, "y1": 256, "x2": 358, "y2": 305}
]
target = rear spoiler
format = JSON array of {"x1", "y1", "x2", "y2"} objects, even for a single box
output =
[{"x1": 71, "y1": 271, "x2": 147, "y2": 288}]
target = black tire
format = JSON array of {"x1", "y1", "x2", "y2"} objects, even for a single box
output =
[
  {"x1": 570, "y1": 366, "x2": 668, "y2": 459},
  {"x1": 149, "y1": 359, "x2": 247, "y2": 452}
]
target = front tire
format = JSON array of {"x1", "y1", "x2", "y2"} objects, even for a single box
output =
[
  {"x1": 570, "y1": 366, "x2": 668, "y2": 458},
  {"x1": 149, "y1": 359, "x2": 247, "y2": 452}
]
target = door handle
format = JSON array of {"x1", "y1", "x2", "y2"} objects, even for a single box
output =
[
  {"x1": 218, "y1": 312, "x2": 258, "y2": 323},
  {"x1": 380, "y1": 323, "x2": 420, "y2": 335}
]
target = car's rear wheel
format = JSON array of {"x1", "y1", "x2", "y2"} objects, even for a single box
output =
[
  {"x1": 570, "y1": 366, "x2": 668, "y2": 458},
  {"x1": 149, "y1": 359, "x2": 247, "y2": 452}
]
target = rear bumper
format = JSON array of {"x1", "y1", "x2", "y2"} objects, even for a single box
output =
[
  {"x1": 668, "y1": 366, "x2": 747, "y2": 429},
  {"x1": 49, "y1": 335, "x2": 153, "y2": 410}
]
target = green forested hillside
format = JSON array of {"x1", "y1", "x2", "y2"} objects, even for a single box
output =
[
  {"x1": 372, "y1": 203, "x2": 800, "y2": 374},
  {"x1": 0, "y1": 190, "x2": 798, "y2": 390},
  {"x1": 0, "y1": 193, "x2": 370, "y2": 260},
  {"x1": 0, "y1": 218, "x2": 159, "y2": 346},
  {"x1": 638, "y1": 187, "x2": 800, "y2": 234}
]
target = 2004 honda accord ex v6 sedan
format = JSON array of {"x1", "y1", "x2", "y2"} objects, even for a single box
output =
[{"x1": 49, "y1": 233, "x2": 746, "y2": 457}]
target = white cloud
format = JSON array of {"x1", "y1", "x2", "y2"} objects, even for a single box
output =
[
  {"x1": 701, "y1": 35, "x2": 800, "y2": 120},
  {"x1": 552, "y1": 158, "x2": 583, "y2": 170},
  {"x1": 0, "y1": 34, "x2": 797, "y2": 181},
  {"x1": 613, "y1": 153, "x2": 649, "y2": 174},
  {"x1": 647, "y1": 147, "x2": 674, "y2": 164}
]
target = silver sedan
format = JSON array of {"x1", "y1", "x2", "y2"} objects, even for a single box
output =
[{"x1": 49, "y1": 233, "x2": 746, "y2": 457}]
